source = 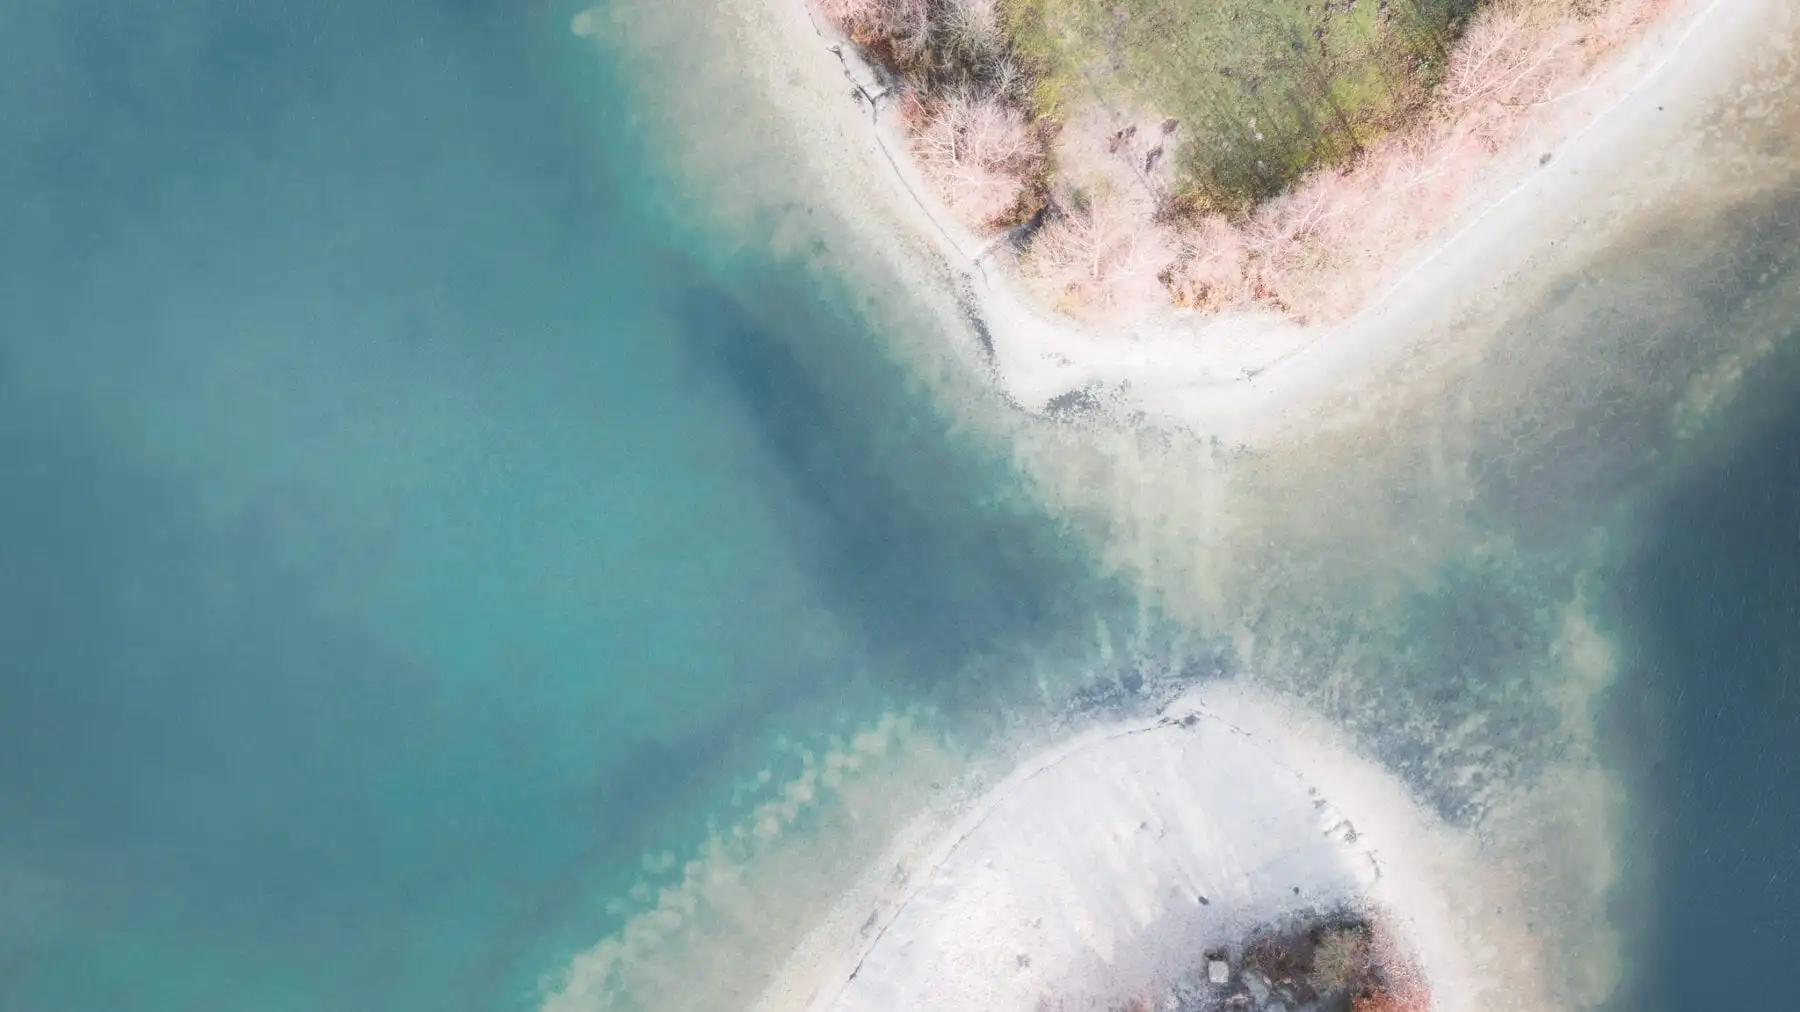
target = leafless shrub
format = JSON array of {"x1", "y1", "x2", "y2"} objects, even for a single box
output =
[
  {"x1": 910, "y1": 89, "x2": 1043, "y2": 230},
  {"x1": 1442, "y1": 8, "x2": 1576, "y2": 110},
  {"x1": 1019, "y1": 184, "x2": 1178, "y2": 319},
  {"x1": 1224, "y1": 166, "x2": 1363, "y2": 320},
  {"x1": 888, "y1": 0, "x2": 932, "y2": 61},
  {"x1": 1165, "y1": 215, "x2": 1254, "y2": 313},
  {"x1": 812, "y1": 0, "x2": 893, "y2": 43},
  {"x1": 1442, "y1": 5, "x2": 1586, "y2": 152},
  {"x1": 1158, "y1": 164, "x2": 1376, "y2": 322},
  {"x1": 1588, "y1": 0, "x2": 1682, "y2": 53},
  {"x1": 987, "y1": 56, "x2": 1027, "y2": 102},
  {"x1": 941, "y1": 0, "x2": 1003, "y2": 64}
]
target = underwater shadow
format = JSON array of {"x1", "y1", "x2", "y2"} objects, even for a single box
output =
[{"x1": 666, "y1": 271, "x2": 1124, "y2": 686}]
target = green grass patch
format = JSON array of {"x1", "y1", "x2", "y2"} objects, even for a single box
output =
[{"x1": 1003, "y1": 0, "x2": 1486, "y2": 212}]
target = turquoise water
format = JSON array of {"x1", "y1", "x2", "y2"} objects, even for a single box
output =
[{"x1": 0, "y1": 2, "x2": 1123, "y2": 1008}]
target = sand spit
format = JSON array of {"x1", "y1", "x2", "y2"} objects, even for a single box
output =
[
  {"x1": 769, "y1": 0, "x2": 1779, "y2": 449},
  {"x1": 757, "y1": 686, "x2": 1548, "y2": 1012}
]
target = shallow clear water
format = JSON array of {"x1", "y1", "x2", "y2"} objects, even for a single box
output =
[{"x1": 0, "y1": 2, "x2": 1125, "y2": 1008}]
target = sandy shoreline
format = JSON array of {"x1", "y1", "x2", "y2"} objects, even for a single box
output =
[
  {"x1": 774, "y1": 0, "x2": 1778, "y2": 450},
  {"x1": 753, "y1": 684, "x2": 1555, "y2": 1012}
]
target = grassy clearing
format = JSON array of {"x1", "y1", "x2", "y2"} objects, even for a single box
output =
[{"x1": 1003, "y1": 0, "x2": 1485, "y2": 211}]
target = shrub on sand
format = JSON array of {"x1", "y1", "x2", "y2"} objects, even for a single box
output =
[
  {"x1": 1243, "y1": 168, "x2": 1367, "y2": 316},
  {"x1": 813, "y1": 0, "x2": 932, "y2": 58},
  {"x1": 941, "y1": 0, "x2": 1004, "y2": 63},
  {"x1": 1312, "y1": 925, "x2": 1373, "y2": 993}
]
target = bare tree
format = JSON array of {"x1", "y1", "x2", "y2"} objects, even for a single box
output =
[
  {"x1": 1019, "y1": 185, "x2": 1179, "y2": 319},
  {"x1": 888, "y1": 0, "x2": 932, "y2": 62},
  {"x1": 1442, "y1": 4, "x2": 1585, "y2": 153},
  {"x1": 1165, "y1": 215, "x2": 1255, "y2": 313},
  {"x1": 910, "y1": 89, "x2": 1043, "y2": 230}
]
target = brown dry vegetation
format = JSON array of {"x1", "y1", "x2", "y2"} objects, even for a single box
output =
[
  {"x1": 816, "y1": 0, "x2": 1682, "y2": 325},
  {"x1": 905, "y1": 87, "x2": 1045, "y2": 228},
  {"x1": 1032, "y1": 913, "x2": 1432, "y2": 1012},
  {"x1": 1018, "y1": 181, "x2": 1178, "y2": 313}
]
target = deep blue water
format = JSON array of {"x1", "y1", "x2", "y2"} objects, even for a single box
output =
[
  {"x1": 0, "y1": 1, "x2": 1119, "y2": 1009},
  {"x1": 1612, "y1": 334, "x2": 1800, "y2": 1008}
]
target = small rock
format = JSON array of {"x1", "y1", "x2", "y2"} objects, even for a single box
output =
[{"x1": 1208, "y1": 959, "x2": 1230, "y2": 985}]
